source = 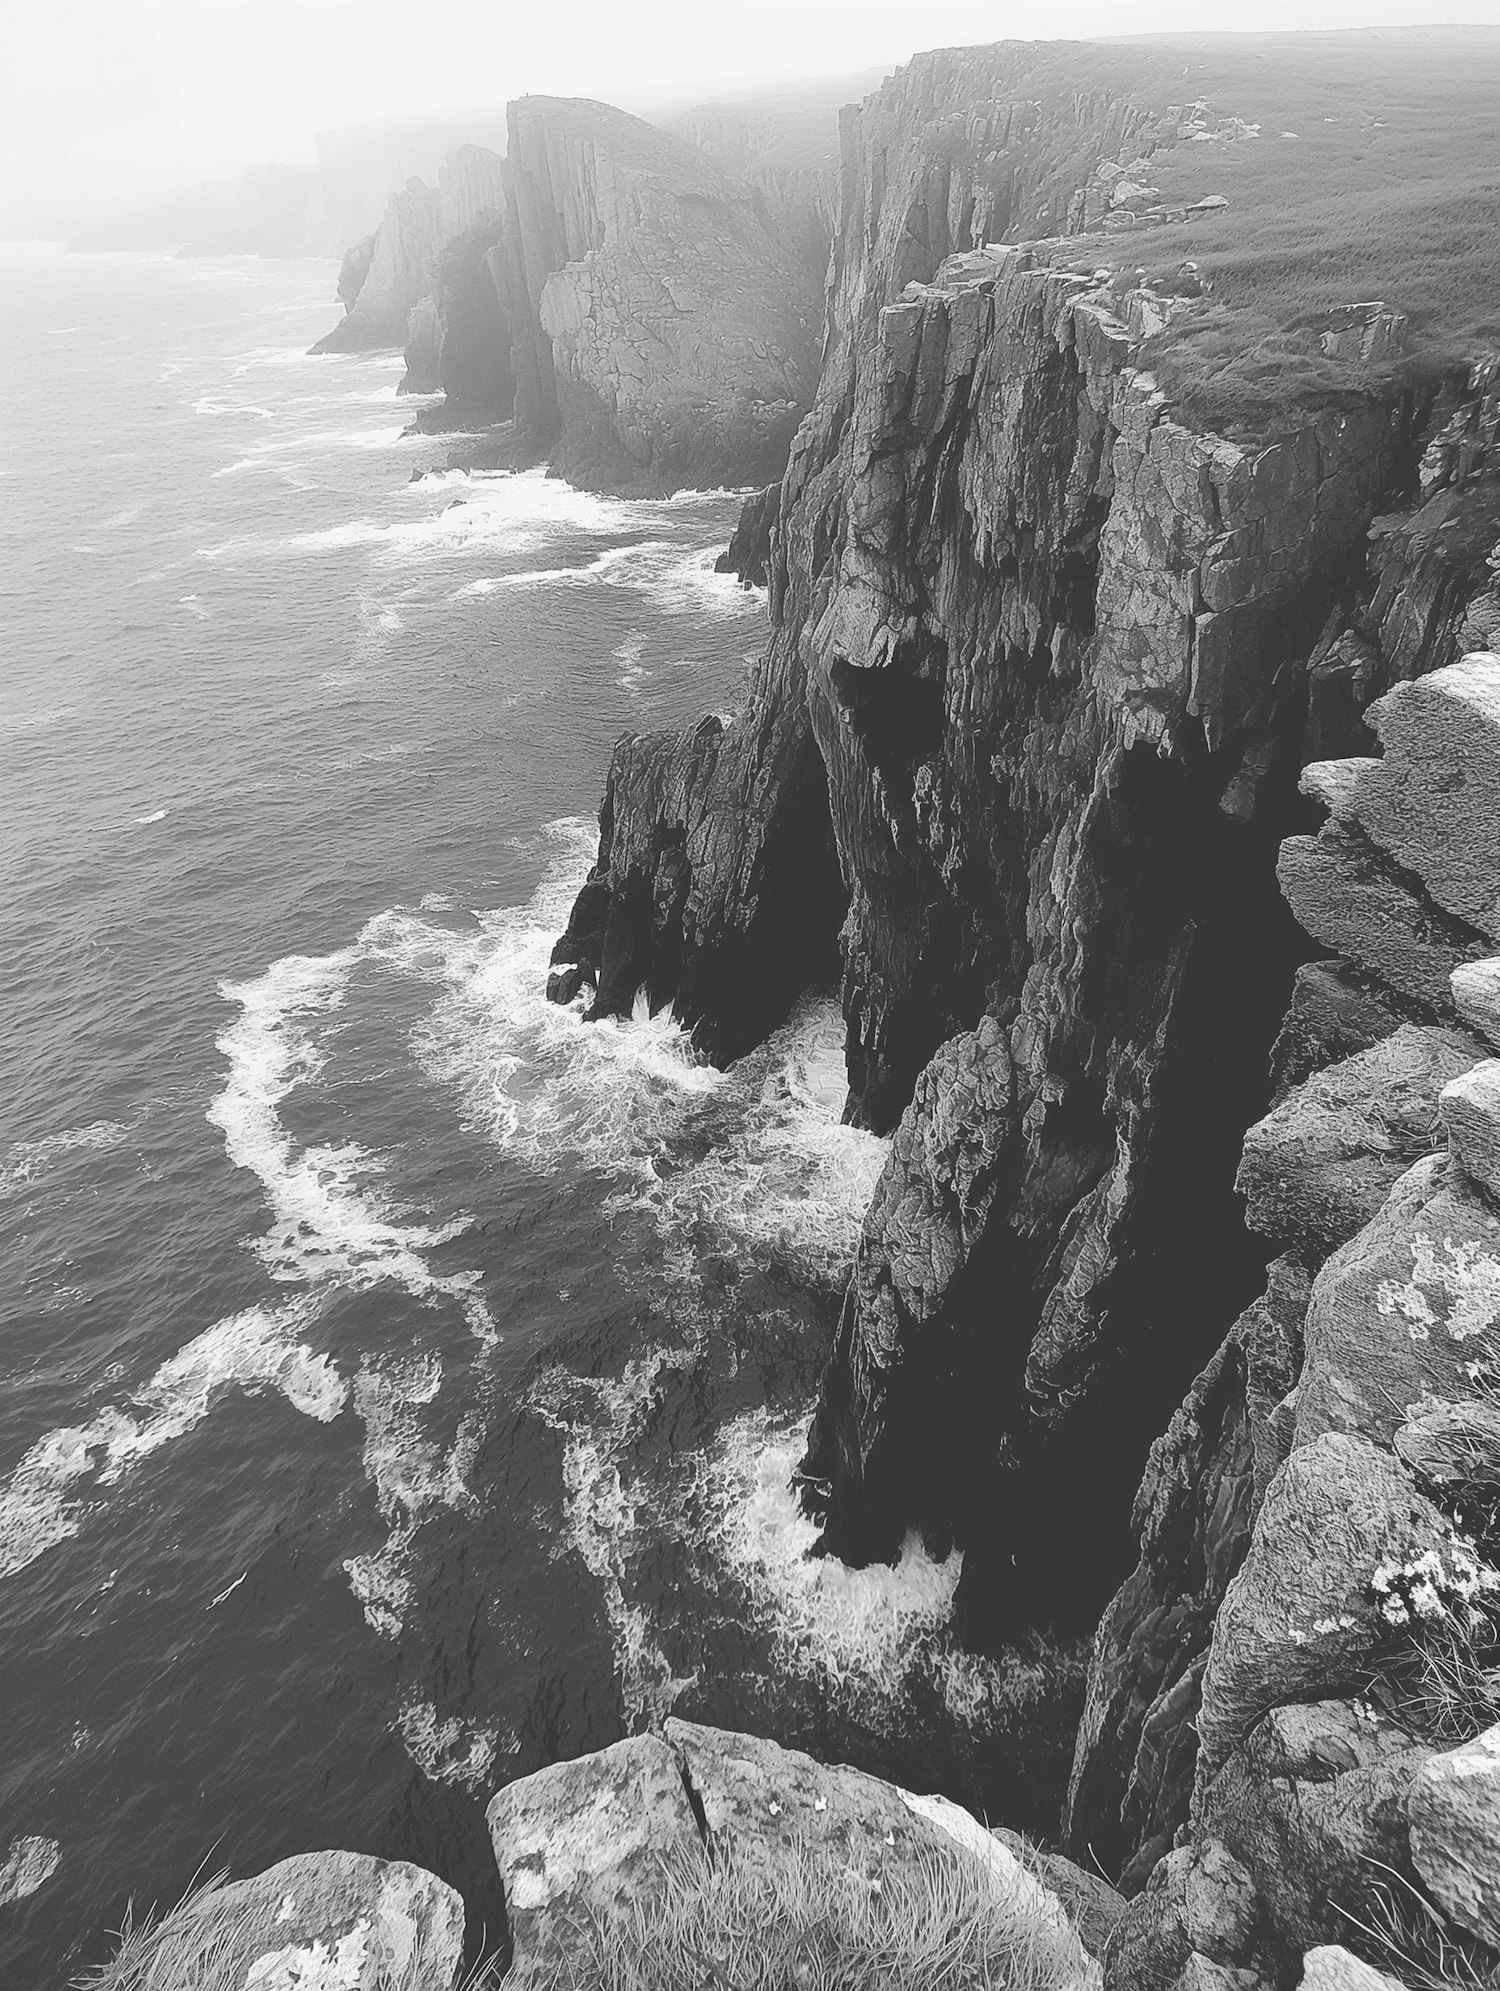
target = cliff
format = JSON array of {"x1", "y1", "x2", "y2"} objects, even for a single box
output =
[
  {"x1": 311, "y1": 175, "x2": 444, "y2": 353},
  {"x1": 549, "y1": 33, "x2": 1500, "y2": 1939},
  {"x1": 670, "y1": 92, "x2": 847, "y2": 293},
  {"x1": 487, "y1": 96, "x2": 821, "y2": 491},
  {"x1": 399, "y1": 148, "x2": 514, "y2": 413}
]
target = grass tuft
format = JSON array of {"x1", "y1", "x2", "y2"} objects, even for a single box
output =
[
  {"x1": 72, "y1": 1869, "x2": 495, "y2": 1991},
  {"x1": 1340, "y1": 1864, "x2": 1500, "y2": 1991},
  {"x1": 505, "y1": 1829, "x2": 1086, "y2": 1991}
]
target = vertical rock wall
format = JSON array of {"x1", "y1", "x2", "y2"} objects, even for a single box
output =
[{"x1": 488, "y1": 97, "x2": 820, "y2": 491}]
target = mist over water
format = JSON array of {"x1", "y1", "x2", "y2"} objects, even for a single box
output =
[{"x1": 0, "y1": 249, "x2": 1021, "y2": 1983}]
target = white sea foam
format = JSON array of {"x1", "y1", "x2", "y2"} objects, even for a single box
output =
[
  {"x1": 207, "y1": 945, "x2": 478, "y2": 1300},
  {"x1": 341, "y1": 1355, "x2": 481, "y2": 1640},
  {"x1": 454, "y1": 539, "x2": 753, "y2": 621},
  {"x1": 400, "y1": 820, "x2": 884, "y2": 1275},
  {"x1": 397, "y1": 1699, "x2": 502, "y2": 1791},
  {"x1": 0, "y1": 1300, "x2": 345, "y2": 1584},
  {"x1": 135, "y1": 807, "x2": 169, "y2": 826},
  {"x1": 0, "y1": 1835, "x2": 61, "y2": 1906},
  {"x1": 1, "y1": 1118, "x2": 129, "y2": 1193},
  {"x1": 529, "y1": 1349, "x2": 703, "y2": 1726},
  {"x1": 704, "y1": 1410, "x2": 963, "y2": 1688}
]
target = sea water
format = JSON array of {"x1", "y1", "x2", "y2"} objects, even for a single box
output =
[{"x1": 0, "y1": 248, "x2": 1018, "y2": 1982}]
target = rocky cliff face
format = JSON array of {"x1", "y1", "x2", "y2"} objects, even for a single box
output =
[
  {"x1": 550, "y1": 43, "x2": 1500, "y2": 1915},
  {"x1": 312, "y1": 175, "x2": 444, "y2": 353},
  {"x1": 487, "y1": 96, "x2": 821, "y2": 492},
  {"x1": 671, "y1": 98, "x2": 842, "y2": 293}
]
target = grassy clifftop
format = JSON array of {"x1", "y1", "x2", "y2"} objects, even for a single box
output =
[{"x1": 971, "y1": 29, "x2": 1500, "y2": 431}]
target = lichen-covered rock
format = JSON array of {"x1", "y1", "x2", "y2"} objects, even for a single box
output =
[
  {"x1": 1293, "y1": 1155, "x2": 1500, "y2": 1451},
  {"x1": 1237, "y1": 1027, "x2": 1479, "y2": 1254},
  {"x1": 994, "y1": 1829, "x2": 1129, "y2": 1956},
  {"x1": 1194, "y1": 1435, "x2": 1452, "y2": 1788},
  {"x1": 491, "y1": 1724, "x2": 1098, "y2": 1984},
  {"x1": 1407, "y1": 1721, "x2": 1500, "y2": 1948},
  {"x1": 118, "y1": 1852, "x2": 465, "y2": 1990},
  {"x1": 486, "y1": 1733, "x2": 699, "y2": 1954},
  {"x1": 1393, "y1": 1396, "x2": 1500, "y2": 1497}
]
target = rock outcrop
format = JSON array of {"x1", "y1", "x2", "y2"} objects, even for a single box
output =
[
  {"x1": 94, "y1": 1852, "x2": 466, "y2": 1989},
  {"x1": 488, "y1": 1720, "x2": 1099, "y2": 1985},
  {"x1": 549, "y1": 39, "x2": 1500, "y2": 1983},
  {"x1": 1077, "y1": 653, "x2": 1500, "y2": 1991},
  {"x1": 488, "y1": 96, "x2": 821, "y2": 491},
  {"x1": 313, "y1": 176, "x2": 444, "y2": 353},
  {"x1": 399, "y1": 148, "x2": 514, "y2": 412}
]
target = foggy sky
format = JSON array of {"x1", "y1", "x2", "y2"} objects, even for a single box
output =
[{"x1": 6, "y1": 0, "x2": 1500, "y2": 238}]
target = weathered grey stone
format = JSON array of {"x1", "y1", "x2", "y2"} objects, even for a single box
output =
[
  {"x1": 1182, "y1": 1839, "x2": 1261, "y2": 1962},
  {"x1": 1408, "y1": 1722, "x2": 1500, "y2": 1948},
  {"x1": 1441, "y1": 1059, "x2": 1500, "y2": 1202},
  {"x1": 1195, "y1": 1435, "x2": 1453, "y2": 1786},
  {"x1": 1298, "y1": 1944, "x2": 1407, "y2": 1991},
  {"x1": 1175, "y1": 1953, "x2": 1267, "y2": 1991},
  {"x1": 1350, "y1": 654, "x2": 1500, "y2": 941},
  {"x1": 1451, "y1": 958, "x2": 1500, "y2": 1052},
  {"x1": 1066, "y1": 1258, "x2": 1310, "y2": 1888},
  {"x1": 1105, "y1": 1848, "x2": 1193, "y2": 1991},
  {"x1": 313, "y1": 178, "x2": 443, "y2": 351},
  {"x1": 487, "y1": 1733, "x2": 700, "y2": 1953},
  {"x1": 142, "y1": 1852, "x2": 464, "y2": 1990},
  {"x1": 1394, "y1": 1396, "x2": 1500, "y2": 1495},
  {"x1": 664, "y1": 1718, "x2": 933, "y2": 1869},
  {"x1": 1269, "y1": 961, "x2": 1406, "y2": 1100},
  {"x1": 1237, "y1": 1026, "x2": 1478, "y2": 1253},
  {"x1": 1195, "y1": 1702, "x2": 1430, "y2": 1961},
  {"x1": 1299, "y1": 758, "x2": 1376, "y2": 821},
  {"x1": 1278, "y1": 823, "x2": 1488, "y2": 1013},
  {"x1": 493, "y1": 97, "x2": 819, "y2": 490},
  {"x1": 1294, "y1": 1155, "x2": 1500, "y2": 1450}
]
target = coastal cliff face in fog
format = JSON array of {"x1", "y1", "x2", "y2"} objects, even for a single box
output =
[
  {"x1": 488, "y1": 96, "x2": 822, "y2": 492},
  {"x1": 550, "y1": 38, "x2": 1500, "y2": 1988}
]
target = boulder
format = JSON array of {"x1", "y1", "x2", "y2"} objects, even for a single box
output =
[
  {"x1": 1451, "y1": 958, "x2": 1500, "y2": 1052},
  {"x1": 1440, "y1": 1059, "x2": 1500, "y2": 1202},
  {"x1": 1348, "y1": 654, "x2": 1500, "y2": 941},
  {"x1": 1195, "y1": 1435, "x2": 1453, "y2": 1785},
  {"x1": 1298, "y1": 1944, "x2": 1407, "y2": 1991},
  {"x1": 1293, "y1": 1156, "x2": 1500, "y2": 1450},
  {"x1": 487, "y1": 1733, "x2": 700, "y2": 1954},
  {"x1": 1408, "y1": 1722, "x2": 1500, "y2": 1947},
  {"x1": 1393, "y1": 1396, "x2": 1500, "y2": 1497},
  {"x1": 1182, "y1": 1839, "x2": 1262, "y2": 1963},
  {"x1": 1268, "y1": 962, "x2": 1404, "y2": 1100},
  {"x1": 1195, "y1": 1701, "x2": 1430, "y2": 1960},
  {"x1": 1237, "y1": 1026, "x2": 1478, "y2": 1254},
  {"x1": 1278, "y1": 823, "x2": 1487, "y2": 1014},
  {"x1": 117, "y1": 1852, "x2": 464, "y2": 1990}
]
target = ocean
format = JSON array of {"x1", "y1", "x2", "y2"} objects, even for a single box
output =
[{"x1": 0, "y1": 249, "x2": 1034, "y2": 1985}]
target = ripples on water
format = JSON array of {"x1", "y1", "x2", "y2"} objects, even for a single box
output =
[{"x1": 0, "y1": 250, "x2": 1034, "y2": 1984}]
